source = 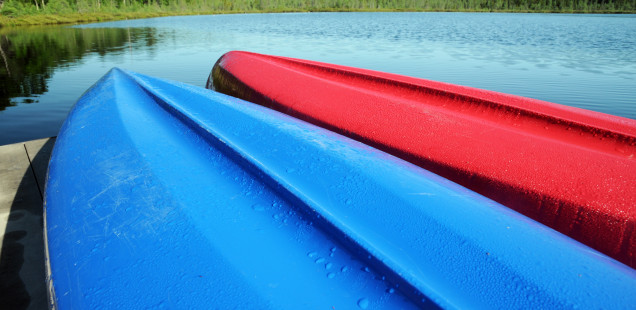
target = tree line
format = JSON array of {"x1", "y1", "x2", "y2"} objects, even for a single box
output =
[{"x1": 1, "y1": 0, "x2": 634, "y2": 16}]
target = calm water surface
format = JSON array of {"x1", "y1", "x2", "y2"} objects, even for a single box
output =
[{"x1": 1, "y1": 12, "x2": 635, "y2": 145}]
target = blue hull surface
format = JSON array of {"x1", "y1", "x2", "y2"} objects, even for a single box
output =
[{"x1": 44, "y1": 69, "x2": 636, "y2": 309}]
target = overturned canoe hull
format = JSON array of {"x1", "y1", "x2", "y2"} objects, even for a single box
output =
[
  {"x1": 44, "y1": 69, "x2": 636, "y2": 309},
  {"x1": 210, "y1": 51, "x2": 636, "y2": 268}
]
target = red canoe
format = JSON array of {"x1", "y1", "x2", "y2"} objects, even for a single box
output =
[{"x1": 210, "y1": 51, "x2": 636, "y2": 268}]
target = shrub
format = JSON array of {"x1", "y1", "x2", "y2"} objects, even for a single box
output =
[
  {"x1": 44, "y1": 0, "x2": 74, "y2": 14},
  {"x1": 1, "y1": 0, "x2": 32, "y2": 17}
]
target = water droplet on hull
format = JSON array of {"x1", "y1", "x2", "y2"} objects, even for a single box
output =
[{"x1": 357, "y1": 298, "x2": 369, "y2": 309}]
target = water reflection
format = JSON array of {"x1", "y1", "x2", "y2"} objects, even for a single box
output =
[
  {"x1": 0, "y1": 26, "x2": 160, "y2": 111},
  {"x1": 1, "y1": 13, "x2": 635, "y2": 145}
]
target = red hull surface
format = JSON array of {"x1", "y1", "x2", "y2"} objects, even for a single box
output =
[{"x1": 210, "y1": 51, "x2": 636, "y2": 268}]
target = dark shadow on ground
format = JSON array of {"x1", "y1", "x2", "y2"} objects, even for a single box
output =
[{"x1": 0, "y1": 138, "x2": 55, "y2": 310}]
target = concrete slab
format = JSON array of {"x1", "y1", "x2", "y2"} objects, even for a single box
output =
[
  {"x1": 0, "y1": 138, "x2": 55, "y2": 310},
  {"x1": 25, "y1": 138, "x2": 56, "y2": 197}
]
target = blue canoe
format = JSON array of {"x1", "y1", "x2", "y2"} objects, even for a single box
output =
[{"x1": 44, "y1": 68, "x2": 636, "y2": 309}]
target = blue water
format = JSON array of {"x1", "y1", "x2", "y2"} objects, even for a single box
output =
[{"x1": 1, "y1": 12, "x2": 635, "y2": 145}]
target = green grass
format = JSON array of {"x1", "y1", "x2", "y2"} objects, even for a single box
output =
[
  {"x1": 1, "y1": 1, "x2": 634, "y2": 27},
  {"x1": 0, "y1": 11, "x2": 212, "y2": 27}
]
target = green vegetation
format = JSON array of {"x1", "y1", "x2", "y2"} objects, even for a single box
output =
[{"x1": 1, "y1": 0, "x2": 635, "y2": 26}]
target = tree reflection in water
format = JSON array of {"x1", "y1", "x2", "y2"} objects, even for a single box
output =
[{"x1": 0, "y1": 26, "x2": 159, "y2": 111}]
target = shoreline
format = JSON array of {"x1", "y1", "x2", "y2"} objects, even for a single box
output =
[{"x1": 1, "y1": 8, "x2": 635, "y2": 28}]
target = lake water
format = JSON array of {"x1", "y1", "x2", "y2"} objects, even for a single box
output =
[{"x1": 1, "y1": 12, "x2": 635, "y2": 145}]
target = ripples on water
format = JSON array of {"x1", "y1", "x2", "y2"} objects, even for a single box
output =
[{"x1": 1, "y1": 12, "x2": 635, "y2": 145}]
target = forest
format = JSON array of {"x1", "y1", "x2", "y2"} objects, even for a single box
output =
[{"x1": 0, "y1": 0, "x2": 634, "y2": 26}]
